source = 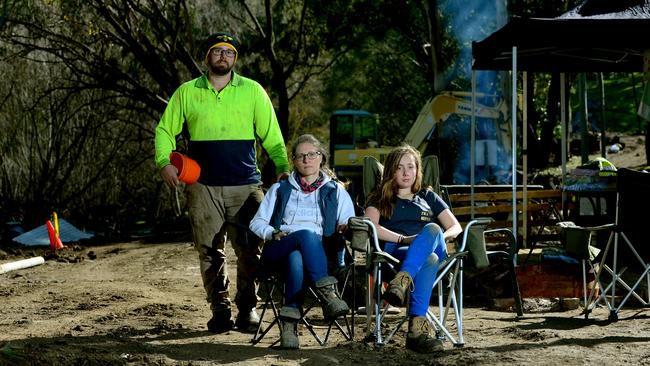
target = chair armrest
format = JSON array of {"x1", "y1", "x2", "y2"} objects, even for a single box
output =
[
  {"x1": 348, "y1": 216, "x2": 371, "y2": 251},
  {"x1": 374, "y1": 251, "x2": 401, "y2": 266},
  {"x1": 485, "y1": 227, "x2": 517, "y2": 260},
  {"x1": 557, "y1": 221, "x2": 615, "y2": 232},
  {"x1": 456, "y1": 217, "x2": 493, "y2": 253},
  {"x1": 572, "y1": 223, "x2": 614, "y2": 232},
  {"x1": 439, "y1": 250, "x2": 469, "y2": 268}
]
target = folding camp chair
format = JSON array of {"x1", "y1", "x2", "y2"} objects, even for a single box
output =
[
  {"x1": 468, "y1": 223, "x2": 524, "y2": 317},
  {"x1": 556, "y1": 221, "x2": 606, "y2": 314},
  {"x1": 349, "y1": 216, "x2": 495, "y2": 347},
  {"x1": 564, "y1": 168, "x2": 650, "y2": 321},
  {"x1": 361, "y1": 154, "x2": 523, "y2": 317},
  {"x1": 251, "y1": 273, "x2": 353, "y2": 346},
  {"x1": 251, "y1": 238, "x2": 354, "y2": 347}
]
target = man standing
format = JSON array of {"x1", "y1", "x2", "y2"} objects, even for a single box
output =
[{"x1": 155, "y1": 32, "x2": 290, "y2": 333}]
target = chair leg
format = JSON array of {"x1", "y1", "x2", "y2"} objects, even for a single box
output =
[
  {"x1": 373, "y1": 265, "x2": 383, "y2": 344},
  {"x1": 338, "y1": 263, "x2": 354, "y2": 340},
  {"x1": 382, "y1": 303, "x2": 409, "y2": 346},
  {"x1": 429, "y1": 259, "x2": 464, "y2": 347},
  {"x1": 302, "y1": 285, "x2": 353, "y2": 346},
  {"x1": 584, "y1": 231, "x2": 614, "y2": 316},
  {"x1": 300, "y1": 310, "x2": 327, "y2": 346},
  {"x1": 582, "y1": 231, "x2": 650, "y2": 320},
  {"x1": 375, "y1": 265, "x2": 404, "y2": 346},
  {"x1": 365, "y1": 260, "x2": 400, "y2": 347},
  {"x1": 613, "y1": 232, "x2": 650, "y2": 313},
  {"x1": 508, "y1": 259, "x2": 524, "y2": 316},
  {"x1": 251, "y1": 278, "x2": 282, "y2": 346},
  {"x1": 582, "y1": 259, "x2": 589, "y2": 311},
  {"x1": 364, "y1": 272, "x2": 374, "y2": 340},
  {"x1": 351, "y1": 261, "x2": 356, "y2": 339}
]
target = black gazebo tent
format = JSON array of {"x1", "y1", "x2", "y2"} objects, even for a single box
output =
[
  {"x1": 473, "y1": 0, "x2": 650, "y2": 72},
  {"x1": 469, "y1": 0, "x2": 650, "y2": 243}
]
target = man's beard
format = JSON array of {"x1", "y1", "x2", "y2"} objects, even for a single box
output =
[{"x1": 210, "y1": 61, "x2": 234, "y2": 76}]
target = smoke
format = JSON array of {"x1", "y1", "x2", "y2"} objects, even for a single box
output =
[
  {"x1": 440, "y1": 0, "x2": 511, "y2": 184},
  {"x1": 441, "y1": 0, "x2": 507, "y2": 87}
]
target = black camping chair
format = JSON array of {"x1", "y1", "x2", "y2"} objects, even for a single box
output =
[{"x1": 563, "y1": 168, "x2": 650, "y2": 321}]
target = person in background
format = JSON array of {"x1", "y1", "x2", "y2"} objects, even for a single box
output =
[
  {"x1": 249, "y1": 134, "x2": 354, "y2": 349},
  {"x1": 364, "y1": 145, "x2": 462, "y2": 353},
  {"x1": 154, "y1": 32, "x2": 290, "y2": 333}
]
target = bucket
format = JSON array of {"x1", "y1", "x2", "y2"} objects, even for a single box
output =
[{"x1": 170, "y1": 152, "x2": 201, "y2": 184}]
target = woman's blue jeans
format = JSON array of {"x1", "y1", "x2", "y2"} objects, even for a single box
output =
[
  {"x1": 383, "y1": 223, "x2": 447, "y2": 316},
  {"x1": 261, "y1": 230, "x2": 328, "y2": 308}
]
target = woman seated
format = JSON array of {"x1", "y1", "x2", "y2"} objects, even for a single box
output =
[
  {"x1": 249, "y1": 134, "x2": 355, "y2": 349},
  {"x1": 364, "y1": 145, "x2": 462, "y2": 353}
]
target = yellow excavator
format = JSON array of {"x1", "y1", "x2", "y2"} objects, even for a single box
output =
[{"x1": 329, "y1": 91, "x2": 510, "y2": 203}]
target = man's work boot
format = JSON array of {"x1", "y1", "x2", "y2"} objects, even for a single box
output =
[
  {"x1": 235, "y1": 307, "x2": 260, "y2": 333},
  {"x1": 206, "y1": 305, "x2": 233, "y2": 333},
  {"x1": 384, "y1": 271, "x2": 413, "y2": 307},
  {"x1": 406, "y1": 316, "x2": 444, "y2": 353},
  {"x1": 314, "y1": 276, "x2": 349, "y2": 320},
  {"x1": 279, "y1": 306, "x2": 300, "y2": 349}
]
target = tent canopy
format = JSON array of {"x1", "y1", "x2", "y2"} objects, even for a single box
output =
[
  {"x1": 472, "y1": 0, "x2": 650, "y2": 72},
  {"x1": 467, "y1": 0, "x2": 650, "y2": 243}
]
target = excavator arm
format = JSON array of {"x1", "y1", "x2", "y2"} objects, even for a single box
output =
[{"x1": 405, "y1": 92, "x2": 505, "y2": 152}]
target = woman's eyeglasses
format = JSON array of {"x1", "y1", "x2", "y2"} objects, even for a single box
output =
[{"x1": 292, "y1": 151, "x2": 322, "y2": 161}]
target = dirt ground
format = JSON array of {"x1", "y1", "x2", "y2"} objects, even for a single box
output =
[
  {"x1": 587, "y1": 134, "x2": 647, "y2": 171},
  {"x1": 1, "y1": 134, "x2": 649, "y2": 366},
  {"x1": 1, "y1": 240, "x2": 650, "y2": 366}
]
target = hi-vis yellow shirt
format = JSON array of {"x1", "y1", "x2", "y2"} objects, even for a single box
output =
[{"x1": 155, "y1": 72, "x2": 289, "y2": 186}]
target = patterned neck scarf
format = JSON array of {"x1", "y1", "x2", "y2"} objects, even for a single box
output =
[{"x1": 296, "y1": 171, "x2": 324, "y2": 193}]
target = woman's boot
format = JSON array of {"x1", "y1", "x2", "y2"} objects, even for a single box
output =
[
  {"x1": 314, "y1": 276, "x2": 349, "y2": 320},
  {"x1": 279, "y1": 306, "x2": 300, "y2": 349},
  {"x1": 385, "y1": 271, "x2": 413, "y2": 307},
  {"x1": 406, "y1": 316, "x2": 443, "y2": 353}
]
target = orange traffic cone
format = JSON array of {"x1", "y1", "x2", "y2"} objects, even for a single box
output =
[{"x1": 46, "y1": 220, "x2": 64, "y2": 250}]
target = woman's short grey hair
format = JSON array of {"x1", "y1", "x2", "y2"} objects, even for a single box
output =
[{"x1": 291, "y1": 134, "x2": 329, "y2": 167}]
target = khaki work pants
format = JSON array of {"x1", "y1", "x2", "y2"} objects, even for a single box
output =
[{"x1": 187, "y1": 183, "x2": 264, "y2": 312}]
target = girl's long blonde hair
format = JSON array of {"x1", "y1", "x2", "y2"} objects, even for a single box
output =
[{"x1": 368, "y1": 145, "x2": 423, "y2": 219}]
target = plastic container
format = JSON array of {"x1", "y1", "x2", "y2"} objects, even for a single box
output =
[{"x1": 170, "y1": 152, "x2": 201, "y2": 184}]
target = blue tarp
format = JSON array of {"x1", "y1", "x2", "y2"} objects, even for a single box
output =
[{"x1": 12, "y1": 219, "x2": 94, "y2": 246}]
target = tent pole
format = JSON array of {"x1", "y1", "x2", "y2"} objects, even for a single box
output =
[
  {"x1": 471, "y1": 70, "x2": 476, "y2": 219},
  {"x1": 579, "y1": 74, "x2": 589, "y2": 164},
  {"x1": 511, "y1": 46, "x2": 518, "y2": 242},
  {"x1": 522, "y1": 71, "x2": 528, "y2": 248},
  {"x1": 561, "y1": 73, "x2": 567, "y2": 213},
  {"x1": 599, "y1": 72, "x2": 607, "y2": 158}
]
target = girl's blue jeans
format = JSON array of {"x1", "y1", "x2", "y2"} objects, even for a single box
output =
[
  {"x1": 383, "y1": 223, "x2": 447, "y2": 316},
  {"x1": 261, "y1": 230, "x2": 328, "y2": 308}
]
